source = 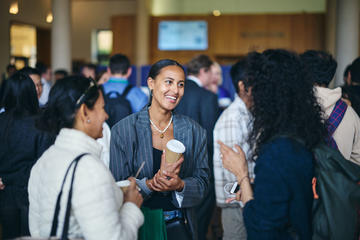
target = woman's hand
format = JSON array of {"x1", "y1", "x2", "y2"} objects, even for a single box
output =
[
  {"x1": 148, "y1": 170, "x2": 184, "y2": 192},
  {"x1": 218, "y1": 141, "x2": 249, "y2": 180},
  {"x1": 0, "y1": 178, "x2": 5, "y2": 190},
  {"x1": 225, "y1": 181, "x2": 254, "y2": 205},
  {"x1": 124, "y1": 177, "x2": 143, "y2": 208},
  {"x1": 160, "y1": 151, "x2": 184, "y2": 175},
  {"x1": 225, "y1": 190, "x2": 241, "y2": 204}
]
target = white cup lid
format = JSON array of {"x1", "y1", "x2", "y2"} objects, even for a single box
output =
[
  {"x1": 116, "y1": 180, "x2": 130, "y2": 187},
  {"x1": 166, "y1": 139, "x2": 186, "y2": 153}
]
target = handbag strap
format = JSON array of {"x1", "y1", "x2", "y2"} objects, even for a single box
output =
[{"x1": 50, "y1": 153, "x2": 89, "y2": 239}]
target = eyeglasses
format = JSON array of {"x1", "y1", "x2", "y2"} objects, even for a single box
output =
[{"x1": 75, "y1": 78, "x2": 97, "y2": 107}]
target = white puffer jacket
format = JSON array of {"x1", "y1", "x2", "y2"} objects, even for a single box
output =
[{"x1": 28, "y1": 128, "x2": 144, "y2": 240}]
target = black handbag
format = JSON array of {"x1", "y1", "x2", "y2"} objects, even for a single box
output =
[
  {"x1": 166, "y1": 218, "x2": 192, "y2": 240},
  {"x1": 14, "y1": 153, "x2": 88, "y2": 240}
]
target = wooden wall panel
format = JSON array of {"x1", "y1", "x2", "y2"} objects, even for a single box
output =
[
  {"x1": 150, "y1": 13, "x2": 325, "y2": 65},
  {"x1": 111, "y1": 15, "x2": 136, "y2": 63},
  {"x1": 36, "y1": 27, "x2": 51, "y2": 66}
]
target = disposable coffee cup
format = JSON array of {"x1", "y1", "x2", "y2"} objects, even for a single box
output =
[
  {"x1": 116, "y1": 180, "x2": 130, "y2": 193},
  {"x1": 165, "y1": 139, "x2": 186, "y2": 163}
]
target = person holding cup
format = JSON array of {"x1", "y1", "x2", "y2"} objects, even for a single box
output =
[
  {"x1": 28, "y1": 76, "x2": 144, "y2": 240},
  {"x1": 219, "y1": 50, "x2": 327, "y2": 239},
  {"x1": 110, "y1": 59, "x2": 210, "y2": 240}
]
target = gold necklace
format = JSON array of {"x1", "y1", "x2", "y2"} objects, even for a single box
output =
[{"x1": 149, "y1": 114, "x2": 173, "y2": 138}]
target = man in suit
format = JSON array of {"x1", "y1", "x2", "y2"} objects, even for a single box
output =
[{"x1": 176, "y1": 54, "x2": 220, "y2": 240}]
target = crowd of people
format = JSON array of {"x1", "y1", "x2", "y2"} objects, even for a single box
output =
[{"x1": 0, "y1": 49, "x2": 359, "y2": 240}]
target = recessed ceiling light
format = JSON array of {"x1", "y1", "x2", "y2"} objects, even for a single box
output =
[
  {"x1": 9, "y1": 2, "x2": 19, "y2": 15},
  {"x1": 213, "y1": 10, "x2": 221, "y2": 17}
]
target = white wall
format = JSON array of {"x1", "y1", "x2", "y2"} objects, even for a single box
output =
[
  {"x1": 152, "y1": 0, "x2": 326, "y2": 15},
  {"x1": 71, "y1": 0, "x2": 136, "y2": 62}
]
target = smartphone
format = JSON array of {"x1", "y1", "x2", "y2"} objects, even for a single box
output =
[{"x1": 230, "y1": 182, "x2": 240, "y2": 194}]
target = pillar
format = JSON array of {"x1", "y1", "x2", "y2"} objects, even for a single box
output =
[
  {"x1": 51, "y1": 0, "x2": 71, "y2": 73},
  {"x1": 135, "y1": 0, "x2": 150, "y2": 66},
  {"x1": 334, "y1": 0, "x2": 359, "y2": 87}
]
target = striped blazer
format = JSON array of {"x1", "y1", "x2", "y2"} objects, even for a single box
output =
[{"x1": 109, "y1": 107, "x2": 210, "y2": 240}]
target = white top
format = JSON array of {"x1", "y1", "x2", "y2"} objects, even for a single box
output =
[
  {"x1": 97, "y1": 122, "x2": 111, "y2": 167},
  {"x1": 187, "y1": 75, "x2": 203, "y2": 87},
  {"x1": 39, "y1": 78, "x2": 51, "y2": 106},
  {"x1": 28, "y1": 128, "x2": 144, "y2": 240},
  {"x1": 213, "y1": 95, "x2": 255, "y2": 207}
]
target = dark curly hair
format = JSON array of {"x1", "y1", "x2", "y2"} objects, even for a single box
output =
[
  {"x1": 37, "y1": 76, "x2": 100, "y2": 135},
  {"x1": 300, "y1": 50, "x2": 337, "y2": 86},
  {"x1": 248, "y1": 49, "x2": 327, "y2": 159}
]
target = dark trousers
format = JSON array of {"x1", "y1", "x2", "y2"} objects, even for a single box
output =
[
  {"x1": 196, "y1": 184, "x2": 215, "y2": 240},
  {"x1": 0, "y1": 186, "x2": 30, "y2": 239}
]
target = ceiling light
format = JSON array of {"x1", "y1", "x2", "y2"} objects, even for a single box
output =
[
  {"x1": 9, "y1": 2, "x2": 19, "y2": 15},
  {"x1": 213, "y1": 10, "x2": 221, "y2": 17},
  {"x1": 46, "y1": 12, "x2": 53, "y2": 23}
]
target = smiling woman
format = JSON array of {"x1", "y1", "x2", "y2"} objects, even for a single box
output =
[{"x1": 110, "y1": 59, "x2": 210, "y2": 240}]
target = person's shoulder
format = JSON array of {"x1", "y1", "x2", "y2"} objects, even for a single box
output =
[
  {"x1": 345, "y1": 105, "x2": 359, "y2": 120},
  {"x1": 175, "y1": 113, "x2": 206, "y2": 133},
  {"x1": 264, "y1": 136, "x2": 313, "y2": 161},
  {"x1": 343, "y1": 105, "x2": 360, "y2": 132},
  {"x1": 129, "y1": 85, "x2": 147, "y2": 98},
  {"x1": 78, "y1": 153, "x2": 107, "y2": 170},
  {"x1": 260, "y1": 136, "x2": 294, "y2": 156},
  {"x1": 214, "y1": 103, "x2": 240, "y2": 127},
  {"x1": 265, "y1": 136, "x2": 299, "y2": 148},
  {"x1": 111, "y1": 109, "x2": 144, "y2": 132}
]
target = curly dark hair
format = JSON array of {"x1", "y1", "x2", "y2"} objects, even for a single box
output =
[
  {"x1": 300, "y1": 50, "x2": 337, "y2": 86},
  {"x1": 248, "y1": 49, "x2": 327, "y2": 158}
]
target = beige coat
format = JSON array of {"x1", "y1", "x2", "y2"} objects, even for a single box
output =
[{"x1": 315, "y1": 86, "x2": 360, "y2": 165}]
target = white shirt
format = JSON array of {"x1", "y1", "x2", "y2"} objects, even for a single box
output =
[
  {"x1": 213, "y1": 95, "x2": 255, "y2": 207},
  {"x1": 97, "y1": 122, "x2": 111, "y2": 167},
  {"x1": 39, "y1": 78, "x2": 51, "y2": 106},
  {"x1": 187, "y1": 75, "x2": 203, "y2": 87}
]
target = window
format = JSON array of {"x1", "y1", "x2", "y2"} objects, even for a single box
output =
[
  {"x1": 10, "y1": 23, "x2": 37, "y2": 69},
  {"x1": 92, "y1": 30, "x2": 113, "y2": 66}
]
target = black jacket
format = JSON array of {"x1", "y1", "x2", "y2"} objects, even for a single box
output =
[
  {"x1": 0, "y1": 113, "x2": 54, "y2": 187},
  {"x1": 175, "y1": 79, "x2": 220, "y2": 172}
]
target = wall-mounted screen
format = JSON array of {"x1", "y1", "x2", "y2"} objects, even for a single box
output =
[{"x1": 158, "y1": 20, "x2": 208, "y2": 51}]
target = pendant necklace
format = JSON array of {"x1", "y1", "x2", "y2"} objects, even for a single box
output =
[{"x1": 149, "y1": 114, "x2": 173, "y2": 138}]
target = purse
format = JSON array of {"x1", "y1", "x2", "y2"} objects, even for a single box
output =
[
  {"x1": 15, "y1": 153, "x2": 88, "y2": 240},
  {"x1": 165, "y1": 218, "x2": 192, "y2": 240}
]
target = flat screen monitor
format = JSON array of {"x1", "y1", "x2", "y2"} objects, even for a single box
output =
[{"x1": 158, "y1": 20, "x2": 208, "y2": 51}]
